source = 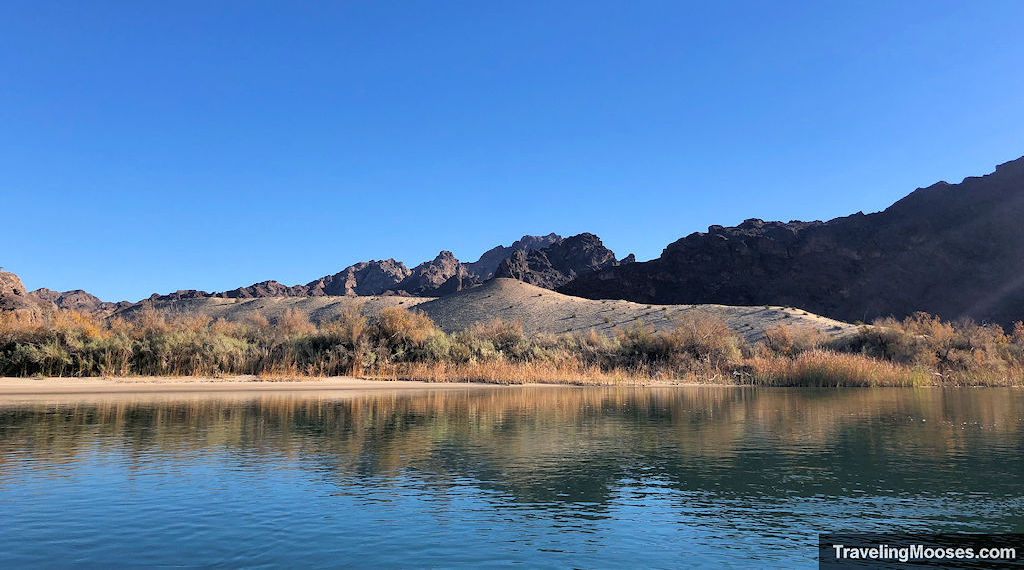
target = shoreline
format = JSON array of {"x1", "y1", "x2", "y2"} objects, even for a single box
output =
[
  {"x1": 0, "y1": 376, "x2": 1017, "y2": 398},
  {"x1": 0, "y1": 376, "x2": 533, "y2": 396},
  {"x1": 0, "y1": 376, "x2": 728, "y2": 403}
]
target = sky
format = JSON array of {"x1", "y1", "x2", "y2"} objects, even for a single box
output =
[{"x1": 2, "y1": 1, "x2": 1023, "y2": 302}]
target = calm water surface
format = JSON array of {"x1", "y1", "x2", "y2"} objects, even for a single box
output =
[{"x1": 1, "y1": 386, "x2": 1022, "y2": 567}]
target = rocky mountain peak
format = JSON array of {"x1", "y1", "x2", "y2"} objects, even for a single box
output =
[
  {"x1": 464, "y1": 233, "x2": 562, "y2": 280},
  {"x1": 396, "y1": 250, "x2": 470, "y2": 296},
  {"x1": 494, "y1": 233, "x2": 626, "y2": 289},
  {"x1": 306, "y1": 259, "x2": 411, "y2": 296},
  {"x1": 0, "y1": 270, "x2": 41, "y2": 315}
]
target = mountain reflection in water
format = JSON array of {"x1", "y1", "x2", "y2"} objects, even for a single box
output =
[{"x1": 1, "y1": 386, "x2": 1022, "y2": 567}]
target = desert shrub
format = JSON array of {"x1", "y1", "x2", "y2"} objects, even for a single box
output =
[
  {"x1": 671, "y1": 312, "x2": 742, "y2": 366},
  {"x1": 571, "y1": 329, "x2": 619, "y2": 369},
  {"x1": 748, "y1": 350, "x2": 922, "y2": 387},
  {"x1": 762, "y1": 325, "x2": 824, "y2": 356},
  {"x1": 315, "y1": 304, "x2": 372, "y2": 374},
  {"x1": 276, "y1": 308, "x2": 315, "y2": 337},
  {"x1": 999, "y1": 321, "x2": 1024, "y2": 367},
  {"x1": 1011, "y1": 321, "x2": 1024, "y2": 344},
  {"x1": 833, "y1": 312, "x2": 1021, "y2": 382},
  {"x1": 274, "y1": 333, "x2": 350, "y2": 377},
  {"x1": 245, "y1": 311, "x2": 271, "y2": 331},
  {"x1": 370, "y1": 307, "x2": 440, "y2": 363},
  {"x1": 420, "y1": 333, "x2": 453, "y2": 362},
  {"x1": 447, "y1": 339, "x2": 473, "y2": 364},
  {"x1": 610, "y1": 313, "x2": 740, "y2": 374},
  {"x1": 135, "y1": 306, "x2": 170, "y2": 336},
  {"x1": 0, "y1": 305, "x2": 1020, "y2": 385},
  {"x1": 614, "y1": 325, "x2": 672, "y2": 366},
  {"x1": 463, "y1": 319, "x2": 531, "y2": 361},
  {"x1": 453, "y1": 329, "x2": 498, "y2": 363}
]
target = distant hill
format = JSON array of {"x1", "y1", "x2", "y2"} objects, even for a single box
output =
[
  {"x1": 150, "y1": 233, "x2": 564, "y2": 301},
  {"x1": 560, "y1": 156, "x2": 1024, "y2": 326},
  {"x1": 0, "y1": 271, "x2": 129, "y2": 317},
  {"x1": 114, "y1": 278, "x2": 854, "y2": 343},
  {"x1": 6, "y1": 154, "x2": 1024, "y2": 328}
]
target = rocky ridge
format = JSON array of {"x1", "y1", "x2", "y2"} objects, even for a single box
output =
[
  {"x1": 144, "y1": 233, "x2": 571, "y2": 302},
  {"x1": 30, "y1": 288, "x2": 128, "y2": 314},
  {"x1": 464, "y1": 233, "x2": 561, "y2": 280},
  {"x1": 8, "y1": 154, "x2": 1024, "y2": 327},
  {"x1": 560, "y1": 156, "x2": 1024, "y2": 326},
  {"x1": 495, "y1": 233, "x2": 634, "y2": 289},
  {"x1": 0, "y1": 272, "x2": 129, "y2": 318},
  {"x1": 0, "y1": 271, "x2": 42, "y2": 316}
]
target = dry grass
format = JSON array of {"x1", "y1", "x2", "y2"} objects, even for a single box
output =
[
  {"x1": 1, "y1": 306, "x2": 1021, "y2": 387},
  {"x1": 746, "y1": 350, "x2": 927, "y2": 387},
  {"x1": 369, "y1": 360, "x2": 707, "y2": 385}
]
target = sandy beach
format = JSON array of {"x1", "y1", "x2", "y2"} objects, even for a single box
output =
[{"x1": 0, "y1": 376, "x2": 510, "y2": 398}]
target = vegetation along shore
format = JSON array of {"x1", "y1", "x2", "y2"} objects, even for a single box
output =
[{"x1": 1, "y1": 303, "x2": 1022, "y2": 387}]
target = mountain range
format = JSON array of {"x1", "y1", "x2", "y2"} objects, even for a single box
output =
[
  {"x1": 562, "y1": 155, "x2": 1024, "y2": 326},
  {"x1": 147, "y1": 231, "x2": 632, "y2": 300},
  {"x1": 4, "y1": 155, "x2": 1023, "y2": 327}
]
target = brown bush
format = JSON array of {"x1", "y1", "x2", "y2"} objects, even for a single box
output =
[
  {"x1": 371, "y1": 307, "x2": 439, "y2": 364},
  {"x1": 464, "y1": 319, "x2": 530, "y2": 361},
  {"x1": 762, "y1": 324, "x2": 824, "y2": 356},
  {"x1": 276, "y1": 308, "x2": 315, "y2": 337},
  {"x1": 748, "y1": 349, "x2": 924, "y2": 387},
  {"x1": 1012, "y1": 321, "x2": 1024, "y2": 344},
  {"x1": 245, "y1": 311, "x2": 270, "y2": 330},
  {"x1": 1, "y1": 306, "x2": 1020, "y2": 386}
]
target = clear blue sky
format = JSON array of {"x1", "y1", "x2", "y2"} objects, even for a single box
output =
[{"x1": 3, "y1": 1, "x2": 1023, "y2": 301}]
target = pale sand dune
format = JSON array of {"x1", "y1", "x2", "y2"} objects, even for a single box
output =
[
  {"x1": 124, "y1": 278, "x2": 856, "y2": 343},
  {"x1": 417, "y1": 279, "x2": 856, "y2": 342}
]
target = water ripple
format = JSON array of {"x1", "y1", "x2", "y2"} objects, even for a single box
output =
[{"x1": 0, "y1": 386, "x2": 1022, "y2": 567}]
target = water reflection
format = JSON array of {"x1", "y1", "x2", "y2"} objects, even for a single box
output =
[{"x1": 1, "y1": 387, "x2": 1022, "y2": 566}]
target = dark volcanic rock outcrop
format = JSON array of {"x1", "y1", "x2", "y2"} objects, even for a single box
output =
[
  {"x1": 495, "y1": 233, "x2": 629, "y2": 289},
  {"x1": 150, "y1": 289, "x2": 215, "y2": 301},
  {"x1": 223, "y1": 281, "x2": 309, "y2": 299},
  {"x1": 0, "y1": 271, "x2": 44, "y2": 316},
  {"x1": 306, "y1": 259, "x2": 411, "y2": 296},
  {"x1": 1, "y1": 273, "x2": 127, "y2": 317},
  {"x1": 560, "y1": 156, "x2": 1024, "y2": 327},
  {"x1": 30, "y1": 288, "x2": 125, "y2": 314},
  {"x1": 299, "y1": 235, "x2": 561, "y2": 297},
  {"x1": 145, "y1": 235, "x2": 563, "y2": 300},
  {"x1": 464, "y1": 233, "x2": 562, "y2": 280},
  {"x1": 395, "y1": 251, "x2": 474, "y2": 296},
  {"x1": 151, "y1": 282, "x2": 306, "y2": 302},
  {"x1": 2, "y1": 273, "x2": 128, "y2": 317},
  {"x1": 433, "y1": 265, "x2": 480, "y2": 297}
]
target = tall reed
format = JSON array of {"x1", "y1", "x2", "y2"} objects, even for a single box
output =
[{"x1": 1, "y1": 307, "x2": 1021, "y2": 386}]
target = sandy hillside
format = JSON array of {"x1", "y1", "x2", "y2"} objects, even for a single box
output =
[
  {"x1": 118, "y1": 294, "x2": 432, "y2": 323},
  {"x1": 416, "y1": 279, "x2": 854, "y2": 342},
  {"x1": 122, "y1": 278, "x2": 856, "y2": 343}
]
